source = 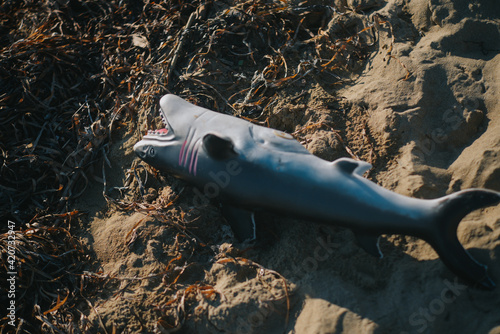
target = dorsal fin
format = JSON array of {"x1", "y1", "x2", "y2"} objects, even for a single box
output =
[
  {"x1": 203, "y1": 133, "x2": 237, "y2": 160},
  {"x1": 333, "y1": 158, "x2": 372, "y2": 176}
]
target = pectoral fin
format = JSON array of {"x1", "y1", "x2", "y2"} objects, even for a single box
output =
[
  {"x1": 221, "y1": 205, "x2": 256, "y2": 242},
  {"x1": 355, "y1": 232, "x2": 383, "y2": 258},
  {"x1": 203, "y1": 133, "x2": 237, "y2": 160}
]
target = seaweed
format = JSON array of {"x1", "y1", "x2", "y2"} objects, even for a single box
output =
[{"x1": 0, "y1": 226, "x2": 92, "y2": 332}]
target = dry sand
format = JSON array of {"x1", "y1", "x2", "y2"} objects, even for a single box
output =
[{"x1": 77, "y1": 0, "x2": 500, "y2": 333}]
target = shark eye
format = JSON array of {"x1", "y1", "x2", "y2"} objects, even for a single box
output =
[{"x1": 149, "y1": 147, "x2": 156, "y2": 157}]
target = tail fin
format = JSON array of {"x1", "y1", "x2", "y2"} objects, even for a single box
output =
[{"x1": 427, "y1": 189, "x2": 500, "y2": 290}]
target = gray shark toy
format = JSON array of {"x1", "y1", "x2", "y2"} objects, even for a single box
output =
[{"x1": 134, "y1": 94, "x2": 500, "y2": 289}]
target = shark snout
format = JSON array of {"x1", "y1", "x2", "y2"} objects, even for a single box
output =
[{"x1": 133, "y1": 141, "x2": 148, "y2": 159}]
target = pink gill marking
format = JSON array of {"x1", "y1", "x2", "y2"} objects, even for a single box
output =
[
  {"x1": 183, "y1": 144, "x2": 192, "y2": 167},
  {"x1": 179, "y1": 140, "x2": 187, "y2": 165},
  {"x1": 189, "y1": 148, "x2": 198, "y2": 173},
  {"x1": 193, "y1": 149, "x2": 199, "y2": 176}
]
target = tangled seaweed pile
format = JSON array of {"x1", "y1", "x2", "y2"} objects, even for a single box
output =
[
  {"x1": 0, "y1": 226, "x2": 89, "y2": 331},
  {"x1": 0, "y1": 0, "x2": 382, "y2": 331},
  {"x1": 0, "y1": 0, "x2": 182, "y2": 224}
]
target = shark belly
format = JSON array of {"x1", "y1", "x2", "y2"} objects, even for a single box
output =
[{"x1": 192, "y1": 150, "x2": 432, "y2": 236}]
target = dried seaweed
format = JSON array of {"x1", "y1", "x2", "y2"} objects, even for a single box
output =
[
  {"x1": 0, "y1": 226, "x2": 89, "y2": 332},
  {"x1": 169, "y1": 1, "x2": 377, "y2": 115},
  {"x1": 0, "y1": 0, "x2": 196, "y2": 226}
]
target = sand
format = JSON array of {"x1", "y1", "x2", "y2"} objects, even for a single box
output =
[{"x1": 76, "y1": 0, "x2": 500, "y2": 333}]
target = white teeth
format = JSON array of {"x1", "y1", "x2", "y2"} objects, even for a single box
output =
[{"x1": 147, "y1": 128, "x2": 170, "y2": 137}]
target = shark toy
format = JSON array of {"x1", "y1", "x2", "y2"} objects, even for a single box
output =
[{"x1": 134, "y1": 94, "x2": 500, "y2": 289}]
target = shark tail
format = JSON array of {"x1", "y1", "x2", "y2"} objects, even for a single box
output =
[{"x1": 426, "y1": 188, "x2": 500, "y2": 290}]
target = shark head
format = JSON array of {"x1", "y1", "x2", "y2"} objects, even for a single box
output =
[{"x1": 133, "y1": 94, "x2": 207, "y2": 172}]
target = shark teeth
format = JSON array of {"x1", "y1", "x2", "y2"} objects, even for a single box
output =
[
  {"x1": 146, "y1": 129, "x2": 169, "y2": 137},
  {"x1": 160, "y1": 113, "x2": 167, "y2": 126}
]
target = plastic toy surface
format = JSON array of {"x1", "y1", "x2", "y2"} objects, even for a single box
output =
[{"x1": 134, "y1": 94, "x2": 500, "y2": 289}]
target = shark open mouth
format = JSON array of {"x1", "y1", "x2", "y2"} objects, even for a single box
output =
[{"x1": 145, "y1": 110, "x2": 170, "y2": 137}]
